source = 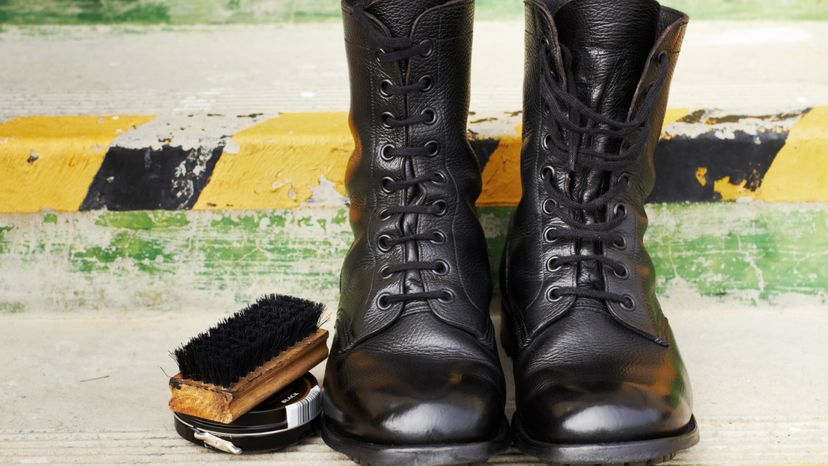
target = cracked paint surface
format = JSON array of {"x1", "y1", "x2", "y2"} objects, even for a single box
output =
[
  {"x1": 0, "y1": 115, "x2": 154, "y2": 212},
  {"x1": 1, "y1": 109, "x2": 826, "y2": 211},
  {"x1": 0, "y1": 203, "x2": 824, "y2": 313},
  {"x1": 194, "y1": 112, "x2": 352, "y2": 209}
]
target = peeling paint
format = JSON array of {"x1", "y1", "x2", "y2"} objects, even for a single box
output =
[
  {"x1": 305, "y1": 175, "x2": 349, "y2": 207},
  {"x1": 713, "y1": 176, "x2": 751, "y2": 201},
  {"x1": 695, "y1": 167, "x2": 709, "y2": 187},
  {"x1": 111, "y1": 113, "x2": 269, "y2": 153},
  {"x1": 81, "y1": 144, "x2": 225, "y2": 210},
  {"x1": 0, "y1": 204, "x2": 825, "y2": 313},
  {"x1": 195, "y1": 113, "x2": 352, "y2": 209},
  {"x1": 0, "y1": 115, "x2": 155, "y2": 212},
  {"x1": 1, "y1": 109, "x2": 826, "y2": 212},
  {"x1": 670, "y1": 109, "x2": 803, "y2": 139},
  {"x1": 758, "y1": 107, "x2": 828, "y2": 201}
]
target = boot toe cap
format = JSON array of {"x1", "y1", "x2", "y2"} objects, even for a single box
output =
[
  {"x1": 519, "y1": 381, "x2": 692, "y2": 443},
  {"x1": 513, "y1": 309, "x2": 693, "y2": 444},
  {"x1": 324, "y1": 355, "x2": 504, "y2": 444},
  {"x1": 323, "y1": 314, "x2": 506, "y2": 445}
]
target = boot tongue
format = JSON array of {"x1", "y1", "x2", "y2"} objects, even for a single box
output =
[
  {"x1": 366, "y1": 0, "x2": 446, "y2": 38},
  {"x1": 554, "y1": 0, "x2": 660, "y2": 120},
  {"x1": 553, "y1": 0, "x2": 660, "y2": 294}
]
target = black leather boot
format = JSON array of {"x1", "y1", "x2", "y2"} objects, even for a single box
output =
[
  {"x1": 321, "y1": 1, "x2": 510, "y2": 464},
  {"x1": 501, "y1": 0, "x2": 699, "y2": 463}
]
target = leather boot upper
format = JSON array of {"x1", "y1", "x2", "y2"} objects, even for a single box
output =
[
  {"x1": 324, "y1": 0, "x2": 506, "y2": 445},
  {"x1": 502, "y1": 0, "x2": 694, "y2": 443}
]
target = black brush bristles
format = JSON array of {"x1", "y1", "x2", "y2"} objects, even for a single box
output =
[{"x1": 172, "y1": 294, "x2": 323, "y2": 387}]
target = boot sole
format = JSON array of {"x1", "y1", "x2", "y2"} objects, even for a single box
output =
[
  {"x1": 512, "y1": 414, "x2": 699, "y2": 465},
  {"x1": 321, "y1": 415, "x2": 511, "y2": 466}
]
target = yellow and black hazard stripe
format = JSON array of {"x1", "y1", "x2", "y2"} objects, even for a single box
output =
[{"x1": 0, "y1": 108, "x2": 825, "y2": 213}]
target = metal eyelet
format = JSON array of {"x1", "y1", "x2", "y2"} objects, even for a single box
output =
[
  {"x1": 433, "y1": 260, "x2": 449, "y2": 276},
  {"x1": 377, "y1": 293, "x2": 392, "y2": 310},
  {"x1": 375, "y1": 48, "x2": 387, "y2": 62},
  {"x1": 419, "y1": 39, "x2": 434, "y2": 57},
  {"x1": 418, "y1": 75, "x2": 433, "y2": 92},
  {"x1": 655, "y1": 51, "x2": 668, "y2": 65},
  {"x1": 421, "y1": 108, "x2": 437, "y2": 125},
  {"x1": 378, "y1": 209, "x2": 392, "y2": 221},
  {"x1": 430, "y1": 231, "x2": 447, "y2": 244},
  {"x1": 543, "y1": 227, "x2": 555, "y2": 242},
  {"x1": 546, "y1": 256, "x2": 561, "y2": 272},
  {"x1": 617, "y1": 173, "x2": 631, "y2": 186},
  {"x1": 432, "y1": 172, "x2": 447, "y2": 184},
  {"x1": 542, "y1": 198, "x2": 556, "y2": 215},
  {"x1": 438, "y1": 289, "x2": 455, "y2": 303},
  {"x1": 620, "y1": 295, "x2": 636, "y2": 311},
  {"x1": 379, "y1": 144, "x2": 395, "y2": 161},
  {"x1": 425, "y1": 140, "x2": 440, "y2": 157},
  {"x1": 546, "y1": 286, "x2": 562, "y2": 302},
  {"x1": 613, "y1": 264, "x2": 630, "y2": 279},
  {"x1": 380, "y1": 177, "x2": 395, "y2": 194},
  {"x1": 377, "y1": 234, "x2": 393, "y2": 252},
  {"x1": 380, "y1": 265, "x2": 393, "y2": 279},
  {"x1": 614, "y1": 203, "x2": 628, "y2": 220},
  {"x1": 541, "y1": 134, "x2": 552, "y2": 150},
  {"x1": 612, "y1": 236, "x2": 627, "y2": 250},
  {"x1": 541, "y1": 165, "x2": 556, "y2": 181},
  {"x1": 379, "y1": 79, "x2": 394, "y2": 97},
  {"x1": 381, "y1": 112, "x2": 395, "y2": 129},
  {"x1": 432, "y1": 200, "x2": 448, "y2": 216}
]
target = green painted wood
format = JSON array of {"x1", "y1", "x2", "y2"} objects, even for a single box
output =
[
  {"x1": 0, "y1": 203, "x2": 825, "y2": 314},
  {"x1": 1, "y1": 0, "x2": 826, "y2": 25}
]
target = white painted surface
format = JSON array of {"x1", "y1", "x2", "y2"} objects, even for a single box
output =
[
  {"x1": 111, "y1": 113, "x2": 272, "y2": 152},
  {"x1": 0, "y1": 21, "x2": 827, "y2": 118}
]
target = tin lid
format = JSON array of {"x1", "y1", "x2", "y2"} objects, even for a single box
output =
[{"x1": 173, "y1": 372, "x2": 320, "y2": 454}]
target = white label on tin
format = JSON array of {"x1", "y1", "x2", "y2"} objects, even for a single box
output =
[{"x1": 285, "y1": 385, "x2": 321, "y2": 429}]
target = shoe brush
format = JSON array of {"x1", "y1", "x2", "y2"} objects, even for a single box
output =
[{"x1": 169, "y1": 294, "x2": 328, "y2": 424}]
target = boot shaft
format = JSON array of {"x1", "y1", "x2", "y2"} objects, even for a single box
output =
[
  {"x1": 504, "y1": 0, "x2": 689, "y2": 346},
  {"x1": 341, "y1": 0, "x2": 480, "y2": 219},
  {"x1": 337, "y1": 0, "x2": 494, "y2": 345},
  {"x1": 521, "y1": 0, "x2": 687, "y2": 208}
]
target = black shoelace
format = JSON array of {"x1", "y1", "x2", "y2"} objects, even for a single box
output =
[
  {"x1": 538, "y1": 40, "x2": 669, "y2": 310},
  {"x1": 353, "y1": 0, "x2": 453, "y2": 309}
]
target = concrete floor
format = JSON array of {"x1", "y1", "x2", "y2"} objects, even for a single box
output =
[
  {"x1": 1, "y1": 21, "x2": 827, "y2": 118},
  {"x1": 2, "y1": 294, "x2": 827, "y2": 464}
]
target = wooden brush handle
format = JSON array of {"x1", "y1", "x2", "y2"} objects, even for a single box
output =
[{"x1": 169, "y1": 328, "x2": 329, "y2": 424}]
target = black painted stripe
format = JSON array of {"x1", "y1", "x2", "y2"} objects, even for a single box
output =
[
  {"x1": 81, "y1": 145, "x2": 225, "y2": 211},
  {"x1": 649, "y1": 126, "x2": 792, "y2": 203}
]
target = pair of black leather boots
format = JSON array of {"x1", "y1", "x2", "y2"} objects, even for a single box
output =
[{"x1": 322, "y1": 0, "x2": 699, "y2": 464}]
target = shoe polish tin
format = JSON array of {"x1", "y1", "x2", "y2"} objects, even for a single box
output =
[{"x1": 173, "y1": 373, "x2": 321, "y2": 454}]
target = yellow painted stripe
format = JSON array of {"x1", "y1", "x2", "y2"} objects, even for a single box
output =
[
  {"x1": 477, "y1": 108, "x2": 689, "y2": 207},
  {"x1": 710, "y1": 107, "x2": 828, "y2": 201},
  {"x1": 663, "y1": 108, "x2": 690, "y2": 128},
  {"x1": 480, "y1": 126, "x2": 522, "y2": 206},
  {"x1": 756, "y1": 107, "x2": 828, "y2": 202},
  {"x1": 0, "y1": 108, "x2": 825, "y2": 212},
  {"x1": 194, "y1": 112, "x2": 352, "y2": 209},
  {"x1": 0, "y1": 116, "x2": 155, "y2": 212}
]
